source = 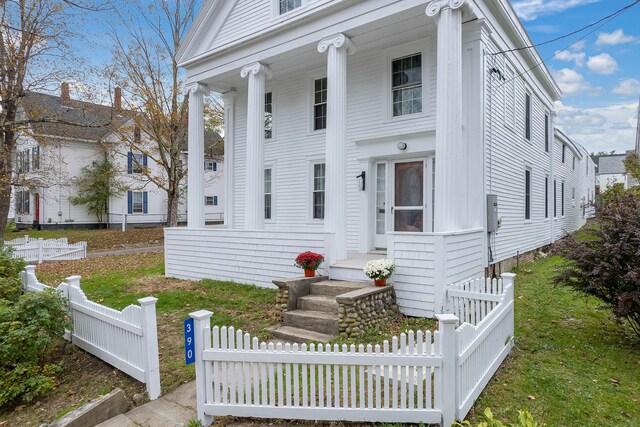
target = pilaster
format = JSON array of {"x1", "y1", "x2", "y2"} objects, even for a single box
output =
[
  {"x1": 187, "y1": 82, "x2": 211, "y2": 228},
  {"x1": 222, "y1": 90, "x2": 237, "y2": 228}
]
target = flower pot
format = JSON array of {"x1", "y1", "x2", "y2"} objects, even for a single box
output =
[
  {"x1": 304, "y1": 268, "x2": 315, "y2": 277},
  {"x1": 374, "y1": 278, "x2": 387, "y2": 287}
]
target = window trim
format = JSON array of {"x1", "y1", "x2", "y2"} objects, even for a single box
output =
[
  {"x1": 391, "y1": 53, "x2": 424, "y2": 118},
  {"x1": 306, "y1": 69, "x2": 327, "y2": 135},
  {"x1": 309, "y1": 159, "x2": 326, "y2": 222},
  {"x1": 131, "y1": 191, "x2": 145, "y2": 214}
]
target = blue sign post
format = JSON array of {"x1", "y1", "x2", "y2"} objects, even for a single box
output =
[{"x1": 184, "y1": 318, "x2": 195, "y2": 365}]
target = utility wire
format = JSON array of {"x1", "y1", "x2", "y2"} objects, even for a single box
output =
[
  {"x1": 492, "y1": 0, "x2": 640, "y2": 56},
  {"x1": 493, "y1": 0, "x2": 640, "y2": 90}
]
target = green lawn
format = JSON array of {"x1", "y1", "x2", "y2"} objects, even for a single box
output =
[{"x1": 470, "y1": 255, "x2": 640, "y2": 426}]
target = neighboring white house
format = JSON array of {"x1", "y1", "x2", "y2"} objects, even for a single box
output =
[
  {"x1": 165, "y1": 0, "x2": 596, "y2": 317},
  {"x1": 13, "y1": 84, "x2": 224, "y2": 229}
]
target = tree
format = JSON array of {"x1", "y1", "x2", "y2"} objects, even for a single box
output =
[
  {"x1": 0, "y1": 0, "x2": 108, "y2": 236},
  {"x1": 70, "y1": 156, "x2": 127, "y2": 226},
  {"x1": 624, "y1": 152, "x2": 640, "y2": 183},
  {"x1": 107, "y1": 0, "x2": 223, "y2": 227}
]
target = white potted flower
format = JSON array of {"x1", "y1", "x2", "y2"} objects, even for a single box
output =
[{"x1": 363, "y1": 259, "x2": 395, "y2": 286}]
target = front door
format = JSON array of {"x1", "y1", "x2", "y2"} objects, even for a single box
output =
[
  {"x1": 34, "y1": 193, "x2": 40, "y2": 223},
  {"x1": 393, "y1": 159, "x2": 428, "y2": 232}
]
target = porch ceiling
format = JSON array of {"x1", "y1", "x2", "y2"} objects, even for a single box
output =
[{"x1": 202, "y1": 5, "x2": 438, "y2": 92}]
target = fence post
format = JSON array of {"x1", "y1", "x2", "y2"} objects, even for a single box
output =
[
  {"x1": 138, "y1": 297, "x2": 161, "y2": 400},
  {"x1": 23, "y1": 265, "x2": 36, "y2": 291},
  {"x1": 122, "y1": 213, "x2": 127, "y2": 232},
  {"x1": 37, "y1": 238, "x2": 44, "y2": 264},
  {"x1": 190, "y1": 310, "x2": 214, "y2": 426},
  {"x1": 500, "y1": 272, "x2": 516, "y2": 291},
  {"x1": 436, "y1": 313, "x2": 459, "y2": 427}
]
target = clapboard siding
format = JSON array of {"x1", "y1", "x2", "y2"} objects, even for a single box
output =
[{"x1": 164, "y1": 228, "x2": 326, "y2": 288}]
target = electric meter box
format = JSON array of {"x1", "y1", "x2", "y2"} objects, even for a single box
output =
[{"x1": 487, "y1": 194, "x2": 499, "y2": 233}]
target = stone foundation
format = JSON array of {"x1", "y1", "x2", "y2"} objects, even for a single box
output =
[{"x1": 336, "y1": 286, "x2": 399, "y2": 338}]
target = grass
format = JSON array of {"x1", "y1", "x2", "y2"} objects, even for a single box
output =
[
  {"x1": 470, "y1": 255, "x2": 640, "y2": 426},
  {"x1": 3, "y1": 227, "x2": 165, "y2": 252}
]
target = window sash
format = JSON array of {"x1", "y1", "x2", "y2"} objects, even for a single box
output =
[
  {"x1": 544, "y1": 114, "x2": 549, "y2": 152},
  {"x1": 312, "y1": 163, "x2": 325, "y2": 219},
  {"x1": 545, "y1": 176, "x2": 549, "y2": 219},
  {"x1": 525, "y1": 93, "x2": 531, "y2": 141},
  {"x1": 392, "y1": 54, "x2": 422, "y2": 117},
  {"x1": 313, "y1": 78, "x2": 327, "y2": 131},
  {"x1": 525, "y1": 169, "x2": 531, "y2": 220},
  {"x1": 561, "y1": 182, "x2": 565, "y2": 216},
  {"x1": 205, "y1": 196, "x2": 214, "y2": 206},
  {"x1": 132, "y1": 192, "x2": 144, "y2": 213},
  {"x1": 132, "y1": 153, "x2": 144, "y2": 173},
  {"x1": 265, "y1": 168, "x2": 272, "y2": 220},
  {"x1": 265, "y1": 92, "x2": 273, "y2": 139},
  {"x1": 279, "y1": 0, "x2": 301, "y2": 14}
]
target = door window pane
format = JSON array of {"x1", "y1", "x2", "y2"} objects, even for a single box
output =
[
  {"x1": 376, "y1": 163, "x2": 386, "y2": 235},
  {"x1": 394, "y1": 210, "x2": 424, "y2": 232},
  {"x1": 395, "y1": 161, "x2": 423, "y2": 206}
]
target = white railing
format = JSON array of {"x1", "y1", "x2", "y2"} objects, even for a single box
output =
[
  {"x1": 20, "y1": 266, "x2": 161, "y2": 399},
  {"x1": 9, "y1": 238, "x2": 87, "y2": 263},
  {"x1": 190, "y1": 273, "x2": 515, "y2": 426}
]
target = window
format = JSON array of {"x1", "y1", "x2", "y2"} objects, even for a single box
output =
[
  {"x1": 16, "y1": 190, "x2": 30, "y2": 215},
  {"x1": 313, "y1": 78, "x2": 327, "y2": 131},
  {"x1": 544, "y1": 113, "x2": 550, "y2": 152},
  {"x1": 17, "y1": 150, "x2": 29, "y2": 173},
  {"x1": 525, "y1": 93, "x2": 531, "y2": 141},
  {"x1": 545, "y1": 175, "x2": 549, "y2": 219},
  {"x1": 127, "y1": 191, "x2": 148, "y2": 214},
  {"x1": 312, "y1": 163, "x2": 325, "y2": 220},
  {"x1": 392, "y1": 53, "x2": 422, "y2": 117},
  {"x1": 205, "y1": 161, "x2": 217, "y2": 171},
  {"x1": 525, "y1": 168, "x2": 531, "y2": 220},
  {"x1": 32, "y1": 146, "x2": 40, "y2": 170},
  {"x1": 128, "y1": 152, "x2": 146, "y2": 174},
  {"x1": 279, "y1": 0, "x2": 301, "y2": 14},
  {"x1": 554, "y1": 179, "x2": 557, "y2": 218},
  {"x1": 205, "y1": 196, "x2": 215, "y2": 206},
  {"x1": 265, "y1": 168, "x2": 272, "y2": 220},
  {"x1": 265, "y1": 92, "x2": 273, "y2": 139},
  {"x1": 561, "y1": 181, "x2": 565, "y2": 216},
  {"x1": 572, "y1": 187, "x2": 576, "y2": 200},
  {"x1": 505, "y1": 66, "x2": 515, "y2": 128},
  {"x1": 562, "y1": 145, "x2": 566, "y2": 163},
  {"x1": 572, "y1": 156, "x2": 575, "y2": 170}
]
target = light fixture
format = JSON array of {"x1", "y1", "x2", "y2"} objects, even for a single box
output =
[{"x1": 397, "y1": 142, "x2": 407, "y2": 151}]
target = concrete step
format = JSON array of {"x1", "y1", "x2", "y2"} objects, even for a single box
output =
[
  {"x1": 297, "y1": 294, "x2": 339, "y2": 313},
  {"x1": 310, "y1": 280, "x2": 370, "y2": 297},
  {"x1": 270, "y1": 325, "x2": 335, "y2": 344},
  {"x1": 283, "y1": 309, "x2": 339, "y2": 335},
  {"x1": 330, "y1": 265, "x2": 370, "y2": 281}
]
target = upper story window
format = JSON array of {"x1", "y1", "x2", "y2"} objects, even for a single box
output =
[
  {"x1": 17, "y1": 150, "x2": 30, "y2": 174},
  {"x1": 562, "y1": 144, "x2": 566, "y2": 163},
  {"x1": 265, "y1": 92, "x2": 273, "y2": 139},
  {"x1": 128, "y1": 152, "x2": 146, "y2": 174},
  {"x1": 32, "y1": 146, "x2": 40, "y2": 170},
  {"x1": 205, "y1": 161, "x2": 217, "y2": 171},
  {"x1": 392, "y1": 53, "x2": 422, "y2": 117},
  {"x1": 313, "y1": 78, "x2": 327, "y2": 131},
  {"x1": 279, "y1": 0, "x2": 301, "y2": 15},
  {"x1": 572, "y1": 156, "x2": 575, "y2": 170},
  {"x1": 544, "y1": 113, "x2": 550, "y2": 153},
  {"x1": 524, "y1": 92, "x2": 531, "y2": 141}
]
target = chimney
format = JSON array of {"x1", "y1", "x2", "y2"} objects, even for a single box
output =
[
  {"x1": 61, "y1": 82, "x2": 70, "y2": 104},
  {"x1": 114, "y1": 87, "x2": 122, "y2": 111}
]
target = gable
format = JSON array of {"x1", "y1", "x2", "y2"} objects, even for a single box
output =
[{"x1": 212, "y1": 0, "x2": 271, "y2": 52}]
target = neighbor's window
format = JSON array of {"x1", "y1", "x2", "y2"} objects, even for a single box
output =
[
  {"x1": 312, "y1": 163, "x2": 325, "y2": 220},
  {"x1": 392, "y1": 53, "x2": 422, "y2": 117},
  {"x1": 16, "y1": 190, "x2": 30, "y2": 215},
  {"x1": 525, "y1": 168, "x2": 531, "y2": 220},
  {"x1": 128, "y1": 191, "x2": 147, "y2": 214},
  {"x1": 313, "y1": 78, "x2": 327, "y2": 131},
  {"x1": 279, "y1": 0, "x2": 301, "y2": 14},
  {"x1": 128, "y1": 152, "x2": 145, "y2": 174},
  {"x1": 525, "y1": 92, "x2": 531, "y2": 141},
  {"x1": 205, "y1": 161, "x2": 217, "y2": 171},
  {"x1": 265, "y1": 168, "x2": 272, "y2": 220},
  {"x1": 544, "y1": 113, "x2": 550, "y2": 153},
  {"x1": 265, "y1": 92, "x2": 273, "y2": 139},
  {"x1": 32, "y1": 146, "x2": 40, "y2": 170},
  {"x1": 205, "y1": 196, "x2": 215, "y2": 206}
]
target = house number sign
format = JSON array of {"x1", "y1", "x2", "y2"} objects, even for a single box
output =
[{"x1": 184, "y1": 318, "x2": 195, "y2": 365}]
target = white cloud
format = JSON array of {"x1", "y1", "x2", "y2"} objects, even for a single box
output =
[
  {"x1": 587, "y1": 53, "x2": 618, "y2": 75},
  {"x1": 512, "y1": 0, "x2": 601, "y2": 21},
  {"x1": 554, "y1": 102, "x2": 638, "y2": 154},
  {"x1": 553, "y1": 68, "x2": 600, "y2": 96},
  {"x1": 612, "y1": 79, "x2": 640, "y2": 97},
  {"x1": 569, "y1": 40, "x2": 586, "y2": 51},
  {"x1": 596, "y1": 29, "x2": 637, "y2": 46},
  {"x1": 555, "y1": 50, "x2": 586, "y2": 67}
]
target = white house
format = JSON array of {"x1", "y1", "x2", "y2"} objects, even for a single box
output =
[
  {"x1": 13, "y1": 84, "x2": 224, "y2": 230},
  {"x1": 165, "y1": 0, "x2": 596, "y2": 317}
]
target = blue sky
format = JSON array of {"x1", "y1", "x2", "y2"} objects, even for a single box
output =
[{"x1": 513, "y1": 0, "x2": 640, "y2": 153}]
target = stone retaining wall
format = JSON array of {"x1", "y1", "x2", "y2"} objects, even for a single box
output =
[
  {"x1": 336, "y1": 286, "x2": 399, "y2": 338},
  {"x1": 273, "y1": 275, "x2": 328, "y2": 318}
]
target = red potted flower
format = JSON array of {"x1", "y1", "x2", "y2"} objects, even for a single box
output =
[{"x1": 295, "y1": 251, "x2": 324, "y2": 277}]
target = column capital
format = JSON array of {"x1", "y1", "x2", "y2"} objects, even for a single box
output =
[
  {"x1": 240, "y1": 62, "x2": 273, "y2": 79},
  {"x1": 185, "y1": 82, "x2": 211, "y2": 96},
  {"x1": 426, "y1": 0, "x2": 466, "y2": 17},
  {"x1": 317, "y1": 33, "x2": 355, "y2": 55}
]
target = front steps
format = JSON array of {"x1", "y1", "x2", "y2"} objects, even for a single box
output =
[{"x1": 272, "y1": 280, "x2": 369, "y2": 343}]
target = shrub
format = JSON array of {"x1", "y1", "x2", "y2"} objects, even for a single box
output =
[
  {"x1": 456, "y1": 408, "x2": 538, "y2": 427},
  {"x1": 555, "y1": 188, "x2": 640, "y2": 337},
  {"x1": 0, "y1": 249, "x2": 69, "y2": 406}
]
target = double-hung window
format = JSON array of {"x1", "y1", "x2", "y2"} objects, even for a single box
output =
[
  {"x1": 279, "y1": 0, "x2": 301, "y2": 14},
  {"x1": 265, "y1": 168, "x2": 272, "y2": 220},
  {"x1": 32, "y1": 146, "x2": 40, "y2": 170},
  {"x1": 392, "y1": 53, "x2": 422, "y2": 117},
  {"x1": 16, "y1": 191, "x2": 30, "y2": 215},
  {"x1": 554, "y1": 179, "x2": 557, "y2": 218},
  {"x1": 544, "y1": 113, "x2": 550, "y2": 153},
  {"x1": 312, "y1": 163, "x2": 325, "y2": 220},
  {"x1": 561, "y1": 181, "x2": 565, "y2": 216},
  {"x1": 313, "y1": 78, "x2": 327, "y2": 131},
  {"x1": 572, "y1": 156, "x2": 575, "y2": 170},
  {"x1": 127, "y1": 191, "x2": 148, "y2": 214},
  {"x1": 562, "y1": 145, "x2": 566, "y2": 163},
  {"x1": 265, "y1": 92, "x2": 273, "y2": 139},
  {"x1": 128, "y1": 152, "x2": 146, "y2": 174},
  {"x1": 525, "y1": 92, "x2": 531, "y2": 141},
  {"x1": 205, "y1": 196, "x2": 215, "y2": 206},
  {"x1": 545, "y1": 175, "x2": 549, "y2": 219},
  {"x1": 205, "y1": 161, "x2": 217, "y2": 171},
  {"x1": 525, "y1": 168, "x2": 531, "y2": 220}
]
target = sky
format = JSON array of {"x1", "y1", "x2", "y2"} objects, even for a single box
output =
[{"x1": 512, "y1": 0, "x2": 640, "y2": 154}]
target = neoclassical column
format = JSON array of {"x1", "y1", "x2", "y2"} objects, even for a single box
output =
[
  {"x1": 318, "y1": 34, "x2": 355, "y2": 263},
  {"x1": 241, "y1": 62, "x2": 272, "y2": 230},
  {"x1": 427, "y1": 0, "x2": 467, "y2": 232},
  {"x1": 187, "y1": 82, "x2": 211, "y2": 228},
  {"x1": 222, "y1": 90, "x2": 237, "y2": 229}
]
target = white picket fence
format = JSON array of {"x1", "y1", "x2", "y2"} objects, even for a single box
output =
[
  {"x1": 190, "y1": 273, "x2": 516, "y2": 426},
  {"x1": 20, "y1": 265, "x2": 161, "y2": 399},
  {"x1": 9, "y1": 237, "x2": 87, "y2": 263}
]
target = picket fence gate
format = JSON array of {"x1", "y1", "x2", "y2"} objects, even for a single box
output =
[
  {"x1": 9, "y1": 237, "x2": 87, "y2": 263},
  {"x1": 190, "y1": 273, "x2": 516, "y2": 426},
  {"x1": 21, "y1": 265, "x2": 161, "y2": 399}
]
